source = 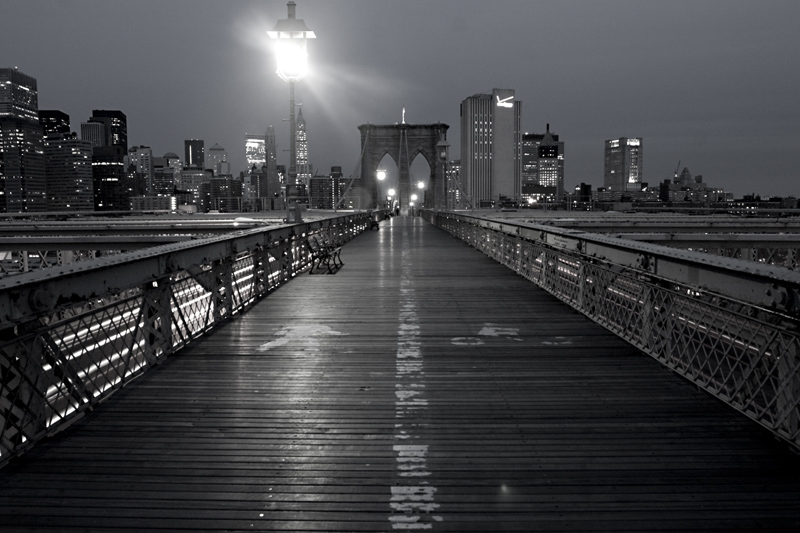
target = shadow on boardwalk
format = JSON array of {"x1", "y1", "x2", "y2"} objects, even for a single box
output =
[{"x1": 1, "y1": 215, "x2": 799, "y2": 532}]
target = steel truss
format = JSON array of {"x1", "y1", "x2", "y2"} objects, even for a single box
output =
[
  {"x1": 0, "y1": 213, "x2": 370, "y2": 466},
  {"x1": 427, "y1": 211, "x2": 800, "y2": 451}
]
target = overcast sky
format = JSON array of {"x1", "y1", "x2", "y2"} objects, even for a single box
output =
[{"x1": 4, "y1": 0, "x2": 799, "y2": 197}]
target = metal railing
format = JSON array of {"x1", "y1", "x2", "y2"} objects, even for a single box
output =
[
  {"x1": 424, "y1": 210, "x2": 800, "y2": 450},
  {"x1": 0, "y1": 212, "x2": 371, "y2": 466}
]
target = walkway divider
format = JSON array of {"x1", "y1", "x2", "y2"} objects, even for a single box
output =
[
  {"x1": 0, "y1": 212, "x2": 373, "y2": 467},
  {"x1": 423, "y1": 209, "x2": 800, "y2": 451}
]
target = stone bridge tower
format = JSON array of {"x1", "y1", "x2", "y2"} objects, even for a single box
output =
[{"x1": 358, "y1": 122, "x2": 449, "y2": 214}]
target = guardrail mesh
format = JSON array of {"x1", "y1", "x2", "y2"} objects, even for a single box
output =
[
  {"x1": 431, "y1": 211, "x2": 800, "y2": 450},
  {"x1": 0, "y1": 215, "x2": 369, "y2": 465}
]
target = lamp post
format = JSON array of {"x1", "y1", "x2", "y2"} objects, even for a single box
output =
[
  {"x1": 416, "y1": 180, "x2": 426, "y2": 210},
  {"x1": 436, "y1": 137, "x2": 449, "y2": 209},
  {"x1": 268, "y1": 1, "x2": 315, "y2": 222}
]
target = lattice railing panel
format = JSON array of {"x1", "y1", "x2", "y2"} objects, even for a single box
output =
[
  {"x1": 431, "y1": 212, "x2": 800, "y2": 450},
  {"x1": 1, "y1": 213, "x2": 372, "y2": 466}
]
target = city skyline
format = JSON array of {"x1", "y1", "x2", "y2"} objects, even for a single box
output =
[{"x1": 3, "y1": 0, "x2": 799, "y2": 198}]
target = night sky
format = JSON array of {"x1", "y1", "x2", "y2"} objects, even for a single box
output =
[{"x1": 4, "y1": 0, "x2": 799, "y2": 197}]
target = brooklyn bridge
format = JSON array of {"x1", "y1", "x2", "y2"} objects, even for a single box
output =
[{"x1": 1, "y1": 209, "x2": 799, "y2": 531}]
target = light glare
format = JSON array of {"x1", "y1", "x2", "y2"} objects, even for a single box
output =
[{"x1": 275, "y1": 40, "x2": 308, "y2": 82}]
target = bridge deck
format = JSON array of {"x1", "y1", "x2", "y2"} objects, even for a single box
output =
[{"x1": 1, "y1": 216, "x2": 799, "y2": 532}]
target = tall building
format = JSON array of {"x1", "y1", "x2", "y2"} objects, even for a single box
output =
[
  {"x1": 177, "y1": 168, "x2": 212, "y2": 208},
  {"x1": 92, "y1": 145, "x2": 128, "y2": 211},
  {"x1": 245, "y1": 134, "x2": 266, "y2": 172},
  {"x1": 39, "y1": 110, "x2": 71, "y2": 137},
  {"x1": 206, "y1": 143, "x2": 229, "y2": 176},
  {"x1": 91, "y1": 110, "x2": 127, "y2": 151},
  {"x1": 264, "y1": 125, "x2": 280, "y2": 197},
  {"x1": 604, "y1": 137, "x2": 643, "y2": 191},
  {"x1": 309, "y1": 166, "x2": 346, "y2": 209},
  {"x1": 522, "y1": 124, "x2": 564, "y2": 202},
  {"x1": 164, "y1": 151, "x2": 182, "y2": 172},
  {"x1": 81, "y1": 110, "x2": 127, "y2": 151},
  {"x1": 445, "y1": 159, "x2": 465, "y2": 209},
  {"x1": 151, "y1": 155, "x2": 176, "y2": 196},
  {"x1": 184, "y1": 139, "x2": 204, "y2": 170},
  {"x1": 0, "y1": 68, "x2": 38, "y2": 122},
  {"x1": 205, "y1": 176, "x2": 242, "y2": 212},
  {"x1": 43, "y1": 132, "x2": 93, "y2": 212},
  {"x1": 0, "y1": 67, "x2": 46, "y2": 212},
  {"x1": 125, "y1": 145, "x2": 154, "y2": 193},
  {"x1": 80, "y1": 121, "x2": 106, "y2": 148},
  {"x1": 296, "y1": 108, "x2": 311, "y2": 185},
  {"x1": 460, "y1": 88, "x2": 522, "y2": 207}
]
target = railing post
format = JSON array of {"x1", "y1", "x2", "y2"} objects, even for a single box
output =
[
  {"x1": 0, "y1": 322, "x2": 48, "y2": 457},
  {"x1": 211, "y1": 258, "x2": 234, "y2": 323},
  {"x1": 777, "y1": 339, "x2": 800, "y2": 441},
  {"x1": 141, "y1": 280, "x2": 174, "y2": 364},
  {"x1": 252, "y1": 244, "x2": 270, "y2": 298}
]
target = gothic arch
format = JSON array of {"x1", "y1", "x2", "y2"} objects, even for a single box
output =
[{"x1": 358, "y1": 122, "x2": 449, "y2": 214}]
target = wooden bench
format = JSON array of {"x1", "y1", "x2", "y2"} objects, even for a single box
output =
[
  {"x1": 307, "y1": 233, "x2": 343, "y2": 274},
  {"x1": 369, "y1": 211, "x2": 382, "y2": 230}
]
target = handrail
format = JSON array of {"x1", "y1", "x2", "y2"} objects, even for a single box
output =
[
  {"x1": 423, "y1": 209, "x2": 800, "y2": 450},
  {"x1": 0, "y1": 212, "x2": 371, "y2": 467}
]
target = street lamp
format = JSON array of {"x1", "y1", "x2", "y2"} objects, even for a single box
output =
[
  {"x1": 377, "y1": 169, "x2": 386, "y2": 181},
  {"x1": 436, "y1": 137, "x2": 450, "y2": 209},
  {"x1": 268, "y1": 1, "x2": 315, "y2": 222}
]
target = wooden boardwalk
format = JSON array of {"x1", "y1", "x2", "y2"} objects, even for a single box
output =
[{"x1": 1, "y1": 215, "x2": 799, "y2": 532}]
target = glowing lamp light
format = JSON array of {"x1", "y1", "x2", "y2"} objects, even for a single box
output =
[
  {"x1": 417, "y1": 181, "x2": 425, "y2": 190},
  {"x1": 377, "y1": 169, "x2": 386, "y2": 181},
  {"x1": 274, "y1": 40, "x2": 308, "y2": 82},
  {"x1": 410, "y1": 194, "x2": 418, "y2": 201},
  {"x1": 388, "y1": 188, "x2": 396, "y2": 197},
  {"x1": 268, "y1": 2, "x2": 315, "y2": 82}
]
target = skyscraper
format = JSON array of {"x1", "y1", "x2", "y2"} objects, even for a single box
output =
[
  {"x1": 604, "y1": 137, "x2": 643, "y2": 191},
  {"x1": 0, "y1": 68, "x2": 38, "y2": 122},
  {"x1": 206, "y1": 143, "x2": 228, "y2": 176},
  {"x1": 126, "y1": 145, "x2": 154, "y2": 193},
  {"x1": 38, "y1": 110, "x2": 71, "y2": 137},
  {"x1": 460, "y1": 88, "x2": 522, "y2": 207},
  {"x1": 522, "y1": 125, "x2": 564, "y2": 202},
  {"x1": 296, "y1": 108, "x2": 311, "y2": 186},
  {"x1": 184, "y1": 139, "x2": 204, "y2": 170},
  {"x1": 91, "y1": 110, "x2": 127, "y2": 151},
  {"x1": 92, "y1": 145, "x2": 128, "y2": 211},
  {"x1": 0, "y1": 67, "x2": 46, "y2": 212},
  {"x1": 245, "y1": 134, "x2": 266, "y2": 171},
  {"x1": 43, "y1": 132, "x2": 93, "y2": 211},
  {"x1": 80, "y1": 121, "x2": 106, "y2": 148}
]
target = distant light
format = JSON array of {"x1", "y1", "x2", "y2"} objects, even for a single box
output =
[
  {"x1": 388, "y1": 188, "x2": 396, "y2": 197},
  {"x1": 377, "y1": 169, "x2": 386, "y2": 181},
  {"x1": 417, "y1": 181, "x2": 425, "y2": 189}
]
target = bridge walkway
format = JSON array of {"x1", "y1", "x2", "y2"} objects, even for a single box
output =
[{"x1": 1, "y1": 215, "x2": 799, "y2": 531}]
